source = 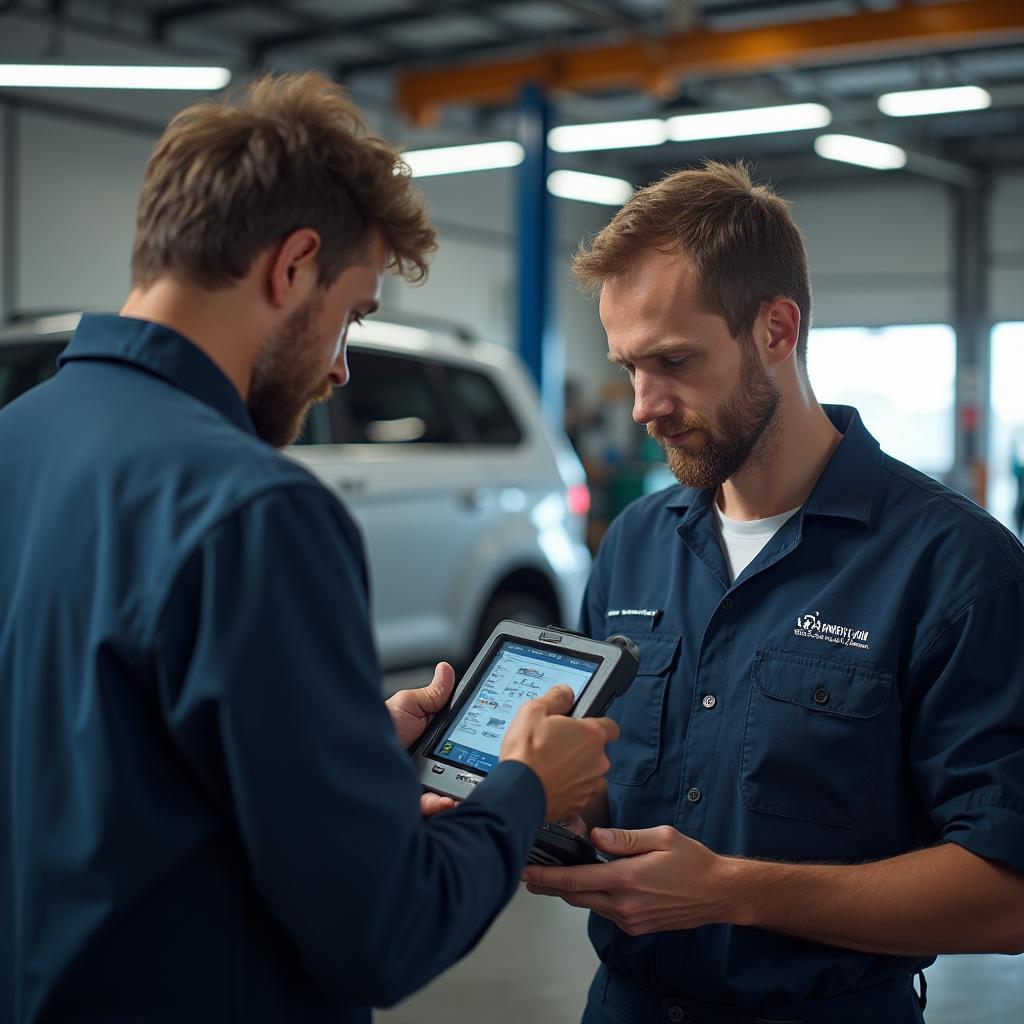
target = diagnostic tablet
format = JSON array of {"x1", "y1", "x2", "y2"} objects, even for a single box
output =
[{"x1": 411, "y1": 620, "x2": 638, "y2": 802}]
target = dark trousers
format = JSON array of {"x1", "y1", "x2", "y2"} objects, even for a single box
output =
[{"x1": 581, "y1": 965, "x2": 927, "y2": 1024}]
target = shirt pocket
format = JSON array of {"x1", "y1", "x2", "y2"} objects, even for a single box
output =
[
  {"x1": 606, "y1": 631, "x2": 681, "y2": 787},
  {"x1": 739, "y1": 649, "x2": 893, "y2": 828}
]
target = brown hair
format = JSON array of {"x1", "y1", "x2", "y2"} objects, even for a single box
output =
[
  {"x1": 572, "y1": 160, "x2": 811, "y2": 367},
  {"x1": 131, "y1": 71, "x2": 436, "y2": 289}
]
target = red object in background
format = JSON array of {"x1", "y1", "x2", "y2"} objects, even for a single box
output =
[
  {"x1": 961, "y1": 404, "x2": 980, "y2": 431},
  {"x1": 567, "y1": 483, "x2": 591, "y2": 518}
]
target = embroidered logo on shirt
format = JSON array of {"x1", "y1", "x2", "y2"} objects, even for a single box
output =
[
  {"x1": 794, "y1": 611, "x2": 871, "y2": 650},
  {"x1": 607, "y1": 609, "x2": 659, "y2": 618}
]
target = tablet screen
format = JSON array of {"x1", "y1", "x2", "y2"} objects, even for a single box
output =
[{"x1": 431, "y1": 640, "x2": 600, "y2": 774}]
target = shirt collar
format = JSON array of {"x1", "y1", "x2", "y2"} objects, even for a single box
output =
[
  {"x1": 664, "y1": 405, "x2": 881, "y2": 527},
  {"x1": 58, "y1": 313, "x2": 256, "y2": 436}
]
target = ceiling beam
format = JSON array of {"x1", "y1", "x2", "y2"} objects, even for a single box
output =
[
  {"x1": 336, "y1": 24, "x2": 599, "y2": 80},
  {"x1": 397, "y1": 0, "x2": 1024, "y2": 123},
  {"x1": 148, "y1": 0, "x2": 315, "y2": 39},
  {"x1": 250, "y1": 0, "x2": 532, "y2": 59}
]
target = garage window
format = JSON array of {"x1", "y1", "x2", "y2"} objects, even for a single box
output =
[
  {"x1": 988, "y1": 322, "x2": 1024, "y2": 532},
  {"x1": 807, "y1": 325, "x2": 955, "y2": 478}
]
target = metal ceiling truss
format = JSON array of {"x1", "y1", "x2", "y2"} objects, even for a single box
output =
[{"x1": 396, "y1": 0, "x2": 1024, "y2": 123}]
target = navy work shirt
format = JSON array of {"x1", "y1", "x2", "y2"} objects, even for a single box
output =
[
  {"x1": 580, "y1": 405, "x2": 1024, "y2": 1010},
  {"x1": 0, "y1": 314, "x2": 545, "y2": 1023}
]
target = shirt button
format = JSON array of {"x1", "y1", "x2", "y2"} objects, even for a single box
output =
[
  {"x1": 813, "y1": 687, "x2": 830, "y2": 705},
  {"x1": 687, "y1": 787, "x2": 702, "y2": 804},
  {"x1": 721, "y1": 597, "x2": 734, "y2": 610},
  {"x1": 702, "y1": 694, "x2": 717, "y2": 710},
  {"x1": 668, "y1": 1008, "x2": 685, "y2": 1023}
]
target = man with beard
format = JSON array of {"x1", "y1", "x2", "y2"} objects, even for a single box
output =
[
  {"x1": 0, "y1": 73, "x2": 619, "y2": 1023},
  {"x1": 522, "y1": 161, "x2": 1024, "y2": 1023}
]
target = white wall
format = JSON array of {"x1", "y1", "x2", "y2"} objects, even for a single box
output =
[
  {"x1": 787, "y1": 173, "x2": 1024, "y2": 330},
  {"x1": 16, "y1": 110, "x2": 151, "y2": 314},
  {"x1": 790, "y1": 179, "x2": 954, "y2": 328},
  {"x1": 990, "y1": 171, "x2": 1024, "y2": 325}
]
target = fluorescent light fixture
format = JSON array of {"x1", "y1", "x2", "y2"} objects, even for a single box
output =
[
  {"x1": 667, "y1": 103, "x2": 832, "y2": 141},
  {"x1": 403, "y1": 141, "x2": 523, "y2": 177},
  {"x1": 348, "y1": 320, "x2": 435, "y2": 349},
  {"x1": 814, "y1": 133, "x2": 907, "y2": 170},
  {"x1": 548, "y1": 118, "x2": 668, "y2": 153},
  {"x1": 877, "y1": 85, "x2": 991, "y2": 117},
  {"x1": 0, "y1": 64, "x2": 231, "y2": 90},
  {"x1": 547, "y1": 170, "x2": 633, "y2": 206}
]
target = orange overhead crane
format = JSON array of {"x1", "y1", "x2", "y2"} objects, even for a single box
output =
[{"x1": 397, "y1": 0, "x2": 1024, "y2": 124}]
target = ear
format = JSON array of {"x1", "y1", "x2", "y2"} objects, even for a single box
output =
[
  {"x1": 759, "y1": 296, "x2": 801, "y2": 367},
  {"x1": 266, "y1": 228, "x2": 321, "y2": 310}
]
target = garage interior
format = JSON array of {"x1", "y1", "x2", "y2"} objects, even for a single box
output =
[{"x1": 1, "y1": 1, "x2": 1023, "y2": 1021}]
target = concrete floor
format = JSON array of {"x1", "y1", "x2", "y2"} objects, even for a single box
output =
[
  {"x1": 380, "y1": 669, "x2": 1024, "y2": 1023},
  {"x1": 378, "y1": 889, "x2": 1024, "y2": 1022}
]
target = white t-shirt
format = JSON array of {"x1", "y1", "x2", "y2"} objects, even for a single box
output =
[{"x1": 713, "y1": 502, "x2": 802, "y2": 583}]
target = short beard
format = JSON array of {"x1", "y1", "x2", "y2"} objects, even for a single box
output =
[
  {"x1": 648, "y1": 339, "x2": 780, "y2": 490},
  {"x1": 248, "y1": 293, "x2": 332, "y2": 448}
]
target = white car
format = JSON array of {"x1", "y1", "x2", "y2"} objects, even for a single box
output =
[{"x1": 0, "y1": 315, "x2": 592, "y2": 673}]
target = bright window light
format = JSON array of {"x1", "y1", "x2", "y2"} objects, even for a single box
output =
[
  {"x1": 547, "y1": 170, "x2": 633, "y2": 206},
  {"x1": 808, "y1": 324, "x2": 955, "y2": 476},
  {"x1": 988, "y1": 322, "x2": 1024, "y2": 534},
  {"x1": 548, "y1": 118, "x2": 668, "y2": 153},
  {"x1": 814, "y1": 133, "x2": 907, "y2": 170},
  {"x1": 403, "y1": 141, "x2": 523, "y2": 177},
  {"x1": 667, "y1": 103, "x2": 832, "y2": 141},
  {"x1": 0, "y1": 64, "x2": 231, "y2": 90},
  {"x1": 878, "y1": 85, "x2": 991, "y2": 117}
]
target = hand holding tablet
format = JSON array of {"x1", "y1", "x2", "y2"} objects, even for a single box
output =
[{"x1": 410, "y1": 621, "x2": 639, "y2": 861}]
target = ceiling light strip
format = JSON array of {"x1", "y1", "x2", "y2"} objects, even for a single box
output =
[
  {"x1": 813, "y1": 134, "x2": 907, "y2": 171},
  {"x1": 547, "y1": 170, "x2": 633, "y2": 206},
  {"x1": 403, "y1": 141, "x2": 524, "y2": 177},
  {"x1": 877, "y1": 85, "x2": 991, "y2": 117},
  {"x1": 0, "y1": 64, "x2": 231, "y2": 90}
]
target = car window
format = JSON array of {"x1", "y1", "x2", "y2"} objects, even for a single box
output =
[
  {"x1": 445, "y1": 366, "x2": 523, "y2": 445},
  {"x1": 328, "y1": 349, "x2": 456, "y2": 444},
  {"x1": 0, "y1": 342, "x2": 62, "y2": 410}
]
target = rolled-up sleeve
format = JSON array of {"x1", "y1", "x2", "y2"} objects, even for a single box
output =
[
  {"x1": 149, "y1": 483, "x2": 545, "y2": 1006},
  {"x1": 907, "y1": 580, "x2": 1024, "y2": 874}
]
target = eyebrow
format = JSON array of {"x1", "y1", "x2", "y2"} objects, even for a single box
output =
[{"x1": 607, "y1": 340, "x2": 698, "y2": 365}]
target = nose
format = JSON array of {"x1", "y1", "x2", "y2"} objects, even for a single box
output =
[
  {"x1": 328, "y1": 345, "x2": 349, "y2": 388},
  {"x1": 631, "y1": 370, "x2": 674, "y2": 425}
]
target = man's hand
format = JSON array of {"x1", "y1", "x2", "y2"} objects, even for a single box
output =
[
  {"x1": 522, "y1": 825, "x2": 730, "y2": 936},
  {"x1": 385, "y1": 662, "x2": 455, "y2": 750},
  {"x1": 500, "y1": 686, "x2": 619, "y2": 822},
  {"x1": 420, "y1": 792, "x2": 456, "y2": 817}
]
